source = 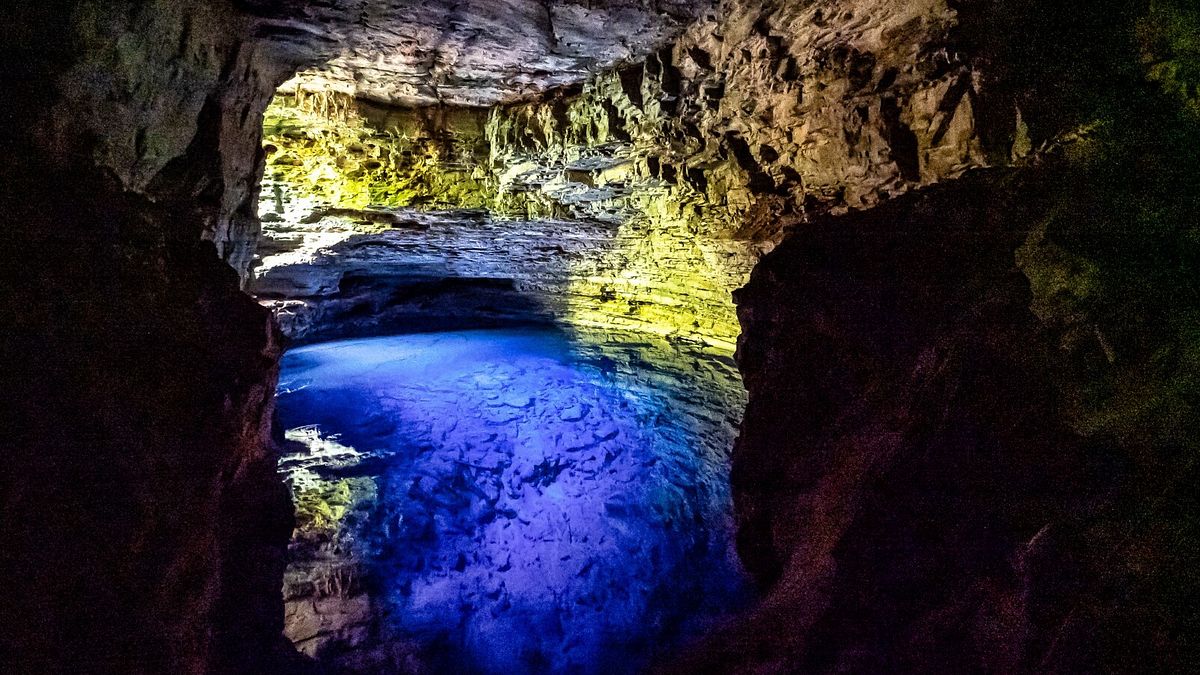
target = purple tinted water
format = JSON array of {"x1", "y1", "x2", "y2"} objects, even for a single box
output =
[{"x1": 276, "y1": 328, "x2": 751, "y2": 673}]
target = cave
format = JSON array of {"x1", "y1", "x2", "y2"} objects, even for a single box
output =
[{"x1": 4, "y1": 1, "x2": 1200, "y2": 674}]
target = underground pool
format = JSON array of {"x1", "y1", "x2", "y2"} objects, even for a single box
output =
[{"x1": 275, "y1": 327, "x2": 752, "y2": 673}]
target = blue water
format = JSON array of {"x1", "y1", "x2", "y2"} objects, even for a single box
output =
[{"x1": 276, "y1": 328, "x2": 750, "y2": 673}]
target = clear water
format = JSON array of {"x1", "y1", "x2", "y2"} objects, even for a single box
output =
[{"x1": 276, "y1": 327, "x2": 751, "y2": 673}]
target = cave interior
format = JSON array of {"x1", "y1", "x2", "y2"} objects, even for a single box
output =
[{"x1": 3, "y1": 0, "x2": 1200, "y2": 673}]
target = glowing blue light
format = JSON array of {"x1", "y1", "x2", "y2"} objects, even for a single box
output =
[{"x1": 277, "y1": 328, "x2": 750, "y2": 673}]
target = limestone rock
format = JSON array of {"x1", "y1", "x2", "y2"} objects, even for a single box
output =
[
  {"x1": 710, "y1": 147, "x2": 1200, "y2": 672},
  {"x1": 254, "y1": 0, "x2": 714, "y2": 107}
]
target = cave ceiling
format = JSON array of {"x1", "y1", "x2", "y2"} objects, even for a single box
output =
[{"x1": 249, "y1": 0, "x2": 712, "y2": 107}]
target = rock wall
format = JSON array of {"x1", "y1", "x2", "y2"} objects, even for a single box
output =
[
  {"x1": 256, "y1": 0, "x2": 983, "y2": 349},
  {"x1": 258, "y1": 0, "x2": 1091, "y2": 353},
  {"x1": 257, "y1": 95, "x2": 758, "y2": 349},
  {"x1": 487, "y1": 0, "x2": 984, "y2": 227},
  {"x1": 693, "y1": 0, "x2": 1200, "y2": 671},
  {"x1": 715, "y1": 155, "x2": 1199, "y2": 674},
  {"x1": 0, "y1": 1, "x2": 301, "y2": 671},
  {"x1": 4, "y1": 0, "x2": 1198, "y2": 671},
  {"x1": 263, "y1": 0, "x2": 713, "y2": 107},
  {"x1": 262, "y1": 92, "x2": 496, "y2": 213}
]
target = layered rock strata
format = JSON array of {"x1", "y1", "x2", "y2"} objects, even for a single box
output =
[
  {"x1": 257, "y1": 0, "x2": 714, "y2": 107},
  {"x1": 262, "y1": 94, "x2": 495, "y2": 212},
  {"x1": 4, "y1": 0, "x2": 1198, "y2": 672},
  {"x1": 257, "y1": 94, "x2": 758, "y2": 348}
]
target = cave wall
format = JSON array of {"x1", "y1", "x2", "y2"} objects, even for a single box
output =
[
  {"x1": 487, "y1": 0, "x2": 984, "y2": 226},
  {"x1": 721, "y1": 165, "x2": 1199, "y2": 673},
  {"x1": 255, "y1": 0, "x2": 1013, "y2": 350},
  {"x1": 253, "y1": 9, "x2": 1200, "y2": 669},
  {"x1": 0, "y1": 1, "x2": 301, "y2": 671},
  {"x1": 705, "y1": 0, "x2": 1200, "y2": 671},
  {"x1": 255, "y1": 97, "x2": 758, "y2": 349},
  {"x1": 3, "y1": 0, "x2": 1198, "y2": 671},
  {"x1": 262, "y1": 93, "x2": 496, "y2": 213}
]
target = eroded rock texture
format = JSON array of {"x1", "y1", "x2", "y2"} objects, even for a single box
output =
[
  {"x1": 256, "y1": 0, "x2": 713, "y2": 107},
  {"x1": 1, "y1": 1, "x2": 298, "y2": 672},
  {"x1": 262, "y1": 96, "x2": 496, "y2": 212},
  {"x1": 4, "y1": 0, "x2": 1199, "y2": 671},
  {"x1": 703, "y1": 1, "x2": 1200, "y2": 670}
]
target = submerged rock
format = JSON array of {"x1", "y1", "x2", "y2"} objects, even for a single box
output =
[{"x1": 275, "y1": 329, "x2": 751, "y2": 673}]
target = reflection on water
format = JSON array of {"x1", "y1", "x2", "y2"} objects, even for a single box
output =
[{"x1": 276, "y1": 327, "x2": 750, "y2": 674}]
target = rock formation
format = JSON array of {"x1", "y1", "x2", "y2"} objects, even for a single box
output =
[
  {"x1": 2, "y1": 0, "x2": 1198, "y2": 672},
  {"x1": 720, "y1": 160, "x2": 1199, "y2": 672},
  {"x1": 253, "y1": 0, "x2": 713, "y2": 107},
  {"x1": 254, "y1": 0, "x2": 1075, "y2": 355},
  {"x1": 255, "y1": 94, "x2": 758, "y2": 349},
  {"x1": 1, "y1": 1, "x2": 298, "y2": 672}
]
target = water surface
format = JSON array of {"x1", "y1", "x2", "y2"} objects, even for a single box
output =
[{"x1": 277, "y1": 327, "x2": 750, "y2": 673}]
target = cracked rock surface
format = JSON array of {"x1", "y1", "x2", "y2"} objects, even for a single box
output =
[{"x1": 254, "y1": 0, "x2": 713, "y2": 107}]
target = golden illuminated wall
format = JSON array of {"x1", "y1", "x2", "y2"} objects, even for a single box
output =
[
  {"x1": 260, "y1": 0, "x2": 1010, "y2": 351},
  {"x1": 260, "y1": 90, "x2": 764, "y2": 351},
  {"x1": 554, "y1": 205, "x2": 758, "y2": 352},
  {"x1": 262, "y1": 91, "x2": 496, "y2": 212}
]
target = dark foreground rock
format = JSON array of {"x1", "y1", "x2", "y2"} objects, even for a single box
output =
[
  {"x1": 1, "y1": 1, "x2": 300, "y2": 672},
  {"x1": 709, "y1": 146, "x2": 1200, "y2": 671}
]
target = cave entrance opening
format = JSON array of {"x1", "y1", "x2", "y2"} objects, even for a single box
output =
[{"x1": 249, "y1": 93, "x2": 755, "y2": 672}]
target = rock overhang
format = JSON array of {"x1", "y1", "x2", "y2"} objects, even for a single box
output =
[{"x1": 251, "y1": 0, "x2": 714, "y2": 107}]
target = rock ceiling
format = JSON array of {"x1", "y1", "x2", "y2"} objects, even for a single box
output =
[{"x1": 251, "y1": 0, "x2": 712, "y2": 106}]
